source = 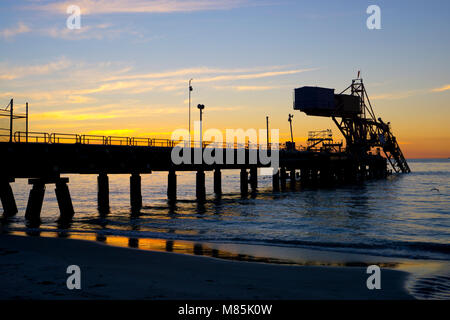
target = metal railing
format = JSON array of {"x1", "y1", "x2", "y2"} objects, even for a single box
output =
[
  {"x1": 14, "y1": 131, "x2": 50, "y2": 143},
  {"x1": 10, "y1": 130, "x2": 323, "y2": 152}
]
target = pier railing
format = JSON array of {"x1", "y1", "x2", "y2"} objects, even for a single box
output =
[{"x1": 11, "y1": 130, "x2": 314, "y2": 151}]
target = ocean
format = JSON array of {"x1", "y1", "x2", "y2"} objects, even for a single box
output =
[{"x1": 1, "y1": 158, "x2": 449, "y2": 298}]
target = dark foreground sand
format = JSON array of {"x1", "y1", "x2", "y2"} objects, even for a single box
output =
[{"x1": 0, "y1": 234, "x2": 413, "y2": 300}]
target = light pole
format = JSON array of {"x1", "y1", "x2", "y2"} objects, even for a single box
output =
[
  {"x1": 197, "y1": 104, "x2": 205, "y2": 148},
  {"x1": 188, "y1": 79, "x2": 193, "y2": 146},
  {"x1": 288, "y1": 114, "x2": 294, "y2": 143}
]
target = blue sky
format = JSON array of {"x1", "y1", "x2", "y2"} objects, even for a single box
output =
[{"x1": 1, "y1": 0, "x2": 449, "y2": 157}]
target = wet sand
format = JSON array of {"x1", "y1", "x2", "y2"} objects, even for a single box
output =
[{"x1": 0, "y1": 234, "x2": 414, "y2": 300}]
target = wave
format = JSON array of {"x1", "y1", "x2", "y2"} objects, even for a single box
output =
[{"x1": 8, "y1": 225, "x2": 449, "y2": 261}]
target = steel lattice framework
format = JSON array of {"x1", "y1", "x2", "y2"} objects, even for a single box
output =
[{"x1": 332, "y1": 79, "x2": 410, "y2": 173}]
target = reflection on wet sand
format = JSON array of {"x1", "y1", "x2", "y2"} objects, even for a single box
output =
[{"x1": 7, "y1": 229, "x2": 403, "y2": 269}]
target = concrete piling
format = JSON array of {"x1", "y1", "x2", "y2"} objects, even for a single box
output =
[
  {"x1": 196, "y1": 170, "x2": 206, "y2": 201},
  {"x1": 55, "y1": 179, "x2": 75, "y2": 220},
  {"x1": 130, "y1": 173, "x2": 142, "y2": 210},
  {"x1": 272, "y1": 169, "x2": 280, "y2": 192},
  {"x1": 0, "y1": 178, "x2": 18, "y2": 217},
  {"x1": 290, "y1": 169, "x2": 296, "y2": 190},
  {"x1": 250, "y1": 167, "x2": 257, "y2": 193},
  {"x1": 25, "y1": 180, "x2": 46, "y2": 221},
  {"x1": 310, "y1": 168, "x2": 318, "y2": 187},
  {"x1": 167, "y1": 170, "x2": 177, "y2": 201},
  {"x1": 280, "y1": 167, "x2": 287, "y2": 191},
  {"x1": 97, "y1": 173, "x2": 109, "y2": 213},
  {"x1": 240, "y1": 168, "x2": 248, "y2": 196},
  {"x1": 213, "y1": 168, "x2": 222, "y2": 195}
]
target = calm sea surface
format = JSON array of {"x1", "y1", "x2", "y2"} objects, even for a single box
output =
[{"x1": 3, "y1": 159, "x2": 449, "y2": 262}]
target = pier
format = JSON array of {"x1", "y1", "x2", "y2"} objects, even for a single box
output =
[
  {"x1": 0, "y1": 77, "x2": 408, "y2": 223},
  {"x1": 0, "y1": 134, "x2": 387, "y2": 222}
]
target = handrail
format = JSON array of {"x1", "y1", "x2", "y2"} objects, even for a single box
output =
[
  {"x1": 8, "y1": 130, "x2": 315, "y2": 151},
  {"x1": 50, "y1": 133, "x2": 81, "y2": 144},
  {"x1": 14, "y1": 131, "x2": 50, "y2": 143}
]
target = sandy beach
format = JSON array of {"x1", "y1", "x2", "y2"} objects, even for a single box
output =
[{"x1": 0, "y1": 234, "x2": 413, "y2": 300}]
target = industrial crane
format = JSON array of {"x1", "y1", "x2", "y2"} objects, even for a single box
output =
[{"x1": 293, "y1": 77, "x2": 411, "y2": 173}]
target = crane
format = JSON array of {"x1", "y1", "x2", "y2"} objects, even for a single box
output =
[{"x1": 293, "y1": 77, "x2": 411, "y2": 173}]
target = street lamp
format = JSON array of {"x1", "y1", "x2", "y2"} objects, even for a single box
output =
[
  {"x1": 197, "y1": 104, "x2": 205, "y2": 148},
  {"x1": 288, "y1": 114, "x2": 294, "y2": 143},
  {"x1": 188, "y1": 79, "x2": 193, "y2": 146}
]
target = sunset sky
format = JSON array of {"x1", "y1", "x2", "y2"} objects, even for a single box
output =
[{"x1": 1, "y1": 0, "x2": 449, "y2": 158}]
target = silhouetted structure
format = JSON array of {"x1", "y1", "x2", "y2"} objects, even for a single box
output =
[{"x1": 1, "y1": 78, "x2": 407, "y2": 223}]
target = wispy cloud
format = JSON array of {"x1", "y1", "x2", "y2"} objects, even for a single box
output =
[
  {"x1": 41, "y1": 23, "x2": 114, "y2": 40},
  {"x1": 0, "y1": 57, "x2": 71, "y2": 80},
  {"x1": 431, "y1": 84, "x2": 450, "y2": 93},
  {"x1": 370, "y1": 90, "x2": 423, "y2": 100},
  {"x1": 30, "y1": 0, "x2": 254, "y2": 15},
  {"x1": 103, "y1": 66, "x2": 286, "y2": 81},
  {"x1": 0, "y1": 22, "x2": 30, "y2": 39},
  {"x1": 213, "y1": 85, "x2": 280, "y2": 91}
]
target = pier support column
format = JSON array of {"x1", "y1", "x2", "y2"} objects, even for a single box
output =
[
  {"x1": 336, "y1": 167, "x2": 345, "y2": 185},
  {"x1": 25, "y1": 181, "x2": 46, "y2": 221},
  {"x1": 0, "y1": 178, "x2": 18, "y2": 217},
  {"x1": 97, "y1": 173, "x2": 109, "y2": 213},
  {"x1": 311, "y1": 169, "x2": 318, "y2": 187},
  {"x1": 213, "y1": 169, "x2": 222, "y2": 195},
  {"x1": 300, "y1": 168, "x2": 309, "y2": 188},
  {"x1": 280, "y1": 167, "x2": 287, "y2": 191},
  {"x1": 250, "y1": 167, "x2": 257, "y2": 193},
  {"x1": 319, "y1": 167, "x2": 331, "y2": 187},
  {"x1": 240, "y1": 168, "x2": 248, "y2": 197},
  {"x1": 167, "y1": 170, "x2": 177, "y2": 202},
  {"x1": 359, "y1": 164, "x2": 367, "y2": 182},
  {"x1": 272, "y1": 169, "x2": 280, "y2": 192},
  {"x1": 196, "y1": 170, "x2": 206, "y2": 201},
  {"x1": 344, "y1": 163, "x2": 357, "y2": 184},
  {"x1": 130, "y1": 173, "x2": 142, "y2": 210},
  {"x1": 55, "y1": 178, "x2": 75, "y2": 220},
  {"x1": 289, "y1": 169, "x2": 296, "y2": 191}
]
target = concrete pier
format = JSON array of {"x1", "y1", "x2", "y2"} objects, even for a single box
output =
[
  {"x1": 213, "y1": 169, "x2": 222, "y2": 195},
  {"x1": 167, "y1": 170, "x2": 177, "y2": 202},
  {"x1": 97, "y1": 173, "x2": 109, "y2": 213},
  {"x1": 272, "y1": 169, "x2": 280, "y2": 192},
  {"x1": 289, "y1": 169, "x2": 296, "y2": 191},
  {"x1": 25, "y1": 180, "x2": 46, "y2": 221},
  {"x1": 319, "y1": 166, "x2": 331, "y2": 187},
  {"x1": 0, "y1": 178, "x2": 18, "y2": 217},
  {"x1": 250, "y1": 167, "x2": 257, "y2": 193},
  {"x1": 130, "y1": 173, "x2": 142, "y2": 210},
  {"x1": 240, "y1": 168, "x2": 248, "y2": 196},
  {"x1": 280, "y1": 167, "x2": 287, "y2": 191},
  {"x1": 55, "y1": 178, "x2": 75, "y2": 220},
  {"x1": 300, "y1": 168, "x2": 309, "y2": 188},
  {"x1": 196, "y1": 170, "x2": 206, "y2": 201},
  {"x1": 311, "y1": 168, "x2": 318, "y2": 187}
]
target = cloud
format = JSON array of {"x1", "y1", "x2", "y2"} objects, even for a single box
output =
[
  {"x1": 30, "y1": 0, "x2": 253, "y2": 15},
  {"x1": 103, "y1": 66, "x2": 289, "y2": 81},
  {"x1": 0, "y1": 22, "x2": 30, "y2": 39},
  {"x1": 0, "y1": 57, "x2": 72, "y2": 80},
  {"x1": 431, "y1": 84, "x2": 450, "y2": 93},
  {"x1": 87, "y1": 129, "x2": 136, "y2": 136},
  {"x1": 370, "y1": 90, "x2": 423, "y2": 100},
  {"x1": 31, "y1": 66, "x2": 313, "y2": 96},
  {"x1": 41, "y1": 23, "x2": 114, "y2": 40},
  {"x1": 213, "y1": 85, "x2": 279, "y2": 91},
  {"x1": 195, "y1": 69, "x2": 316, "y2": 83}
]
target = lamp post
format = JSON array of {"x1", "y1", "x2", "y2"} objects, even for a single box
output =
[
  {"x1": 288, "y1": 114, "x2": 294, "y2": 143},
  {"x1": 197, "y1": 104, "x2": 205, "y2": 148},
  {"x1": 188, "y1": 79, "x2": 193, "y2": 146}
]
